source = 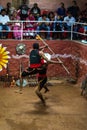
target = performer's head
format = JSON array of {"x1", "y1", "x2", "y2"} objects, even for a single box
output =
[{"x1": 33, "y1": 43, "x2": 39, "y2": 49}]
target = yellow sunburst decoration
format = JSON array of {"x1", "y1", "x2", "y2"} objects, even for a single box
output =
[{"x1": 0, "y1": 44, "x2": 10, "y2": 71}]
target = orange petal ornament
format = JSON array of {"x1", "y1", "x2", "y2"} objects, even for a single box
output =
[{"x1": 0, "y1": 44, "x2": 10, "y2": 71}]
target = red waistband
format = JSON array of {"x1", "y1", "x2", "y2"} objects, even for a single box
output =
[{"x1": 30, "y1": 63, "x2": 41, "y2": 68}]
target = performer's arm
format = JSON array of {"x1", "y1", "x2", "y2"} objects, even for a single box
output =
[
  {"x1": 48, "y1": 59, "x2": 63, "y2": 64},
  {"x1": 39, "y1": 51, "x2": 63, "y2": 64},
  {"x1": 39, "y1": 51, "x2": 49, "y2": 61}
]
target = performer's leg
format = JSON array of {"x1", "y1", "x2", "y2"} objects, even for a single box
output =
[
  {"x1": 35, "y1": 85, "x2": 46, "y2": 105},
  {"x1": 41, "y1": 77, "x2": 49, "y2": 93},
  {"x1": 22, "y1": 66, "x2": 45, "y2": 77},
  {"x1": 38, "y1": 66, "x2": 49, "y2": 93},
  {"x1": 44, "y1": 84, "x2": 49, "y2": 93},
  {"x1": 35, "y1": 78, "x2": 46, "y2": 105},
  {"x1": 22, "y1": 68, "x2": 38, "y2": 77}
]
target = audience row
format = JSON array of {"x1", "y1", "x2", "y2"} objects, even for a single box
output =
[{"x1": 0, "y1": 0, "x2": 87, "y2": 40}]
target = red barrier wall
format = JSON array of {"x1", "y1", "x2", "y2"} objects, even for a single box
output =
[{"x1": 0, "y1": 40, "x2": 87, "y2": 82}]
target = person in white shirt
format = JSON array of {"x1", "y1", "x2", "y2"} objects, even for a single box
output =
[
  {"x1": 0, "y1": 9, "x2": 10, "y2": 39},
  {"x1": 63, "y1": 12, "x2": 76, "y2": 38},
  {"x1": 64, "y1": 12, "x2": 75, "y2": 27}
]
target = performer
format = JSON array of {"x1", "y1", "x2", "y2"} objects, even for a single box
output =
[
  {"x1": 22, "y1": 42, "x2": 62, "y2": 105},
  {"x1": 22, "y1": 43, "x2": 49, "y2": 77}
]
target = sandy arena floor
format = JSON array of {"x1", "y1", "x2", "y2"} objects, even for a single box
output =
[{"x1": 0, "y1": 79, "x2": 87, "y2": 130}]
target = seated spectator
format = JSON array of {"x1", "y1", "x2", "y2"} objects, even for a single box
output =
[
  {"x1": 52, "y1": 12, "x2": 63, "y2": 39},
  {"x1": 30, "y1": 3, "x2": 41, "y2": 20},
  {"x1": 24, "y1": 12, "x2": 36, "y2": 38},
  {"x1": 74, "y1": 13, "x2": 87, "y2": 40},
  {"x1": 81, "y1": 3, "x2": 87, "y2": 23},
  {"x1": 74, "y1": 24, "x2": 84, "y2": 40},
  {"x1": 10, "y1": 10, "x2": 21, "y2": 39},
  {"x1": 64, "y1": 11, "x2": 76, "y2": 38},
  {"x1": 73, "y1": 24, "x2": 80, "y2": 40},
  {"x1": 77, "y1": 14, "x2": 87, "y2": 23},
  {"x1": 48, "y1": 11, "x2": 55, "y2": 21},
  {"x1": 83, "y1": 24, "x2": 87, "y2": 41},
  {"x1": 48, "y1": 11, "x2": 55, "y2": 38},
  {"x1": 67, "y1": 0, "x2": 80, "y2": 21},
  {"x1": 18, "y1": 0, "x2": 30, "y2": 20},
  {"x1": 36, "y1": 14, "x2": 50, "y2": 39},
  {"x1": 0, "y1": 9, "x2": 10, "y2": 39},
  {"x1": 56, "y1": 2, "x2": 66, "y2": 19}
]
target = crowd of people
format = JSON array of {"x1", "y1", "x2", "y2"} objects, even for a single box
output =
[{"x1": 0, "y1": 0, "x2": 87, "y2": 40}]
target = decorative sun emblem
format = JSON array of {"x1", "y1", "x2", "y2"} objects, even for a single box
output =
[{"x1": 0, "y1": 44, "x2": 10, "y2": 71}]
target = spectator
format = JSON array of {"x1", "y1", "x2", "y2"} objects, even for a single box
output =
[
  {"x1": 30, "y1": 3, "x2": 41, "y2": 20},
  {"x1": 83, "y1": 24, "x2": 87, "y2": 41},
  {"x1": 56, "y1": 2, "x2": 66, "y2": 19},
  {"x1": 36, "y1": 14, "x2": 50, "y2": 39},
  {"x1": 78, "y1": 14, "x2": 86, "y2": 23},
  {"x1": 64, "y1": 11, "x2": 76, "y2": 38},
  {"x1": 53, "y1": 12, "x2": 63, "y2": 39},
  {"x1": 67, "y1": 0, "x2": 80, "y2": 20},
  {"x1": 10, "y1": 10, "x2": 20, "y2": 21},
  {"x1": 81, "y1": 3, "x2": 87, "y2": 23},
  {"x1": 48, "y1": 11, "x2": 55, "y2": 21},
  {"x1": 24, "y1": 12, "x2": 36, "y2": 38},
  {"x1": 18, "y1": 0, "x2": 29, "y2": 20},
  {"x1": 75, "y1": 11, "x2": 87, "y2": 40},
  {"x1": 0, "y1": 9, "x2": 10, "y2": 39},
  {"x1": 48, "y1": 11, "x2": 55, "y2": 38},
  {"x1": 5, "y1": 2, "x2": 15, "y2": 17},
  {"x1": 11, "y1": 10, "x2": 21, "y2": 39}
]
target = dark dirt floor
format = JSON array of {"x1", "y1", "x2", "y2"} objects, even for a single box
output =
[{"x1": 0, "y1": 78, "x2": 87, "y2": 130}]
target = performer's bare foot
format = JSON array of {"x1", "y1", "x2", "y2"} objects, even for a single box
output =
[{"x1": 44, "y1": 89, "x2": 49, "y2": 93}]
